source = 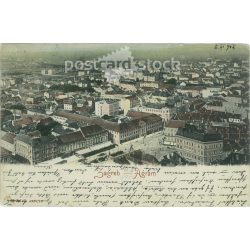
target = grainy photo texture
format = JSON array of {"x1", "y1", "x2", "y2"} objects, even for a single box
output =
[{"x1": 0, "y1": 43, "x2": 249, "y2": 206}]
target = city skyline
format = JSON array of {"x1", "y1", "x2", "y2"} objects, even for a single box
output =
[{"x1": 0, "y1": 43, "x2": 249, "y2": 166}]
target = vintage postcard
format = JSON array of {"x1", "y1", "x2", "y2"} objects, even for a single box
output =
[{"x1": 0, "y1": 43, "x2": 249, "y2": 206}]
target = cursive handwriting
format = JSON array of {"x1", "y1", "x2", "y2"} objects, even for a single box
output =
[{"x1": 1, "y1": 164, "x2": 249, "y2": 207}]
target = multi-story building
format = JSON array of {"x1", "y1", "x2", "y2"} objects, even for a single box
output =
[
  {"x1": 120, "y1": 96, "x2": 140, "y2": 115},
  {"x1": 0, "y1": 132, "x2": 16, "y2": 153},
  {"x1": 14, "y1": 133, "x2": 58, "y2": 164},
  {"x1": 164, "y1": 120, "x2": 185, "y2": 146},
  {"x1": 0, "y1": 147, "x2": 15, "y2": 163},
  {"x1": 14, "y1": 125, "x2": 109, "y2": 164},
  {"x1": 207, "y1": 120, "x2": 249, "y2": 151},
  {"x1": 106, "y1": 111, "x2": 163, "y2": 144},
  {"x1": 140, "y1": 82, "x2": 159, "y2": 89},
  {"x1": 57, "y1": 125, "x2": 109, "y2": 155},
  {"x1": 41, "y1": 69, "x2": 56, "y2": 75},
  {"x1": 175, "y1": 125, "x2": 223, "y2": 164},
  {"x1": 136, "y1": 105, "x2": 172, "y2": 122},
  {"x1": 119, "y1": 83, "x2": 137, "y2": 92},
  {"x1": 51, "y1": 110, "x2": 163, "y2": 144},
  {"x1": 95, "y1": 100, "x2": 119, "y2": 117},
  {"x1": 63, "y1": 100, "x2": 77, "y2": 111},
  {"x1": 204, "y1": 101, "x2": 249, "y2": 119}
]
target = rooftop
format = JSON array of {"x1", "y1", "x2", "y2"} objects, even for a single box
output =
[
  {"x1": 176, "y1": 124, "x2": 222, "y2": 142},
  {"x1": 1, "y1": 132, "x2": 16, "y2": 144},
  {"x1": 0, "y1": 147, "x2": 12, "y2": 156},
  {"x1": 166, "y1": 120, "x2": 186, "y2": 129},
  {"x1": 80, "y1": 125, "x2": 106, "y2": 137},
  {"x1": 174, "y1": 109, "x2": 241, "y2": 122},
  {"x1": 54, "y1": 110, "x2": 162, "y2": 133},
  {"x1": 58, "y1": 131, "x2": 84, "y2": 144},
  {"x1": 127, "y1": 111, "x2": 162, "y2": 122},
  {"x1": 16, "y1": 133, "x2": 57, "y2": 146}
]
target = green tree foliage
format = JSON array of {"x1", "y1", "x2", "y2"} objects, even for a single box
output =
[
  {"x1": 36, "y1": 121, "x2": 60, "y2": 136},
  {"x1": 49, "y1": 84, "x2": 95, "y2": 93},
  {"x1": 167, "y1": 78, "x2": 177, "y2": 85},
  {"x1": 9, "y1": 103, "x2": 26, "y2": 110}
]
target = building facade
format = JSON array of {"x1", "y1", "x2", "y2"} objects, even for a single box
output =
[
  {"x1": 95, "y1": 100, "x2": 119, "y2": 117},
  {"x1": 57, "y1": 125, "x2": 109, "y2": 155},
  {"x1": 140, "y1": 82, "x2": 159, "y2": 88},
  {"x1": 14, "y1": 133, "x2": 58, "y2": 164},
  {"x1": 14, "y1": 125, "x2": 109, "y2": 164},
  {"x1": 164, "y1": 120, "x2": 185, "y2": 146},
  {"x1": 107, "y1": 112, "x2": 164, "y2": 144},
  {"x1": 120, "y1": 96, "x2": 140, "y2": 115},
  {"x1": 0, "y1": 132, "x2": 15, "y2": 153},
  {"x1": 136, "y1": 106, "x2": 172, "y2": 122},
  {"x1": 175, "y1": 125, "x2": 223, "y2": 164},
  {"x1": 63, "y1": 100, "x2": 77, "y2": 111}
]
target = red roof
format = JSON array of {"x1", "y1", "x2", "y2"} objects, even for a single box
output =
[{"x1": 166, "y1": 120, "x2": 185, "y2": 128}]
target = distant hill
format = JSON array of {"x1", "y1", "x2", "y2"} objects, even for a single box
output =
[{"x1": 1, "y1": 43, "x2": 249, "y2": 66}]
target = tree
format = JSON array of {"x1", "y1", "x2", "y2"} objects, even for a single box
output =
[
  {"x1": 36, "y1": 121, "x2": 60, "y2": 136},
  {"x1": 102, "y1": 114, "x2": 113, "y2": 120},
  {"x1": 9, "y1": 103, "x2": 26, "y2": 110},
  {"x1": 49, "y1": 84, "x2": 95, "y2": 93},
  {"x1": 15, "y1": 77, "x2": 23, "y2": 85},
  {"x1": 167, "y1": 78, "x2": 177, "y2": 85}
]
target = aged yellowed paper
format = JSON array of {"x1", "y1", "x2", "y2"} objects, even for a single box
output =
[
  {"x1": 1, "y1": 164, "x2": 249, "y2": 206},
  {"x1": 0, "y1": 44, "x2": 249, "y2": 206}
]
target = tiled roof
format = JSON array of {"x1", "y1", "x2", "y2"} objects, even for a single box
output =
[
  {"x1": 207, "y1": 101, "x2": 223, "y2": 106},
  {"x1": 166, "y1": 120, "x2": 185, "y2": 128},
  {"x1": 0, "y1": 147, "x2": 12, "y2": 156},
  {"x1": 127, "y1": 111, "x2": 162, "y2": 122},
  {"x1": 39, "y1": 117, "x2": 54, "y2": 125},
  {"x1": 58, "y1": 131, "x2": 84, "y2": 144},
  {"x1": 27, "y1": 130, "x2": 41, "y2": 138},
  {"x1": 15, "y1": 133, "x2": 33, "y2": 145},
  {"x1": 176, "y1": 125, "x2": 222, "y2": 142},
  {"x1": 80, "y1": 125, "x2": 106, "y2": 137},
  {"x1": 1, "y1": 132, "x2": 16, "y2": 144},
  {"x1": 14, "y1": 117, "x2": 33, "y2": 126},
  {"x1": 119, "y1": 120, "x2": 140, "y2": 131},
  {"x1": 175, "y1": 110, "x2": 241, "y2": 122},
  {"x1": 54, "y1": 110, "x2": 162, "y2": 134}
]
